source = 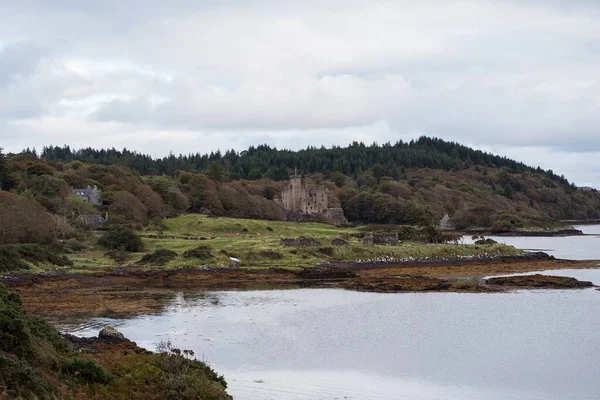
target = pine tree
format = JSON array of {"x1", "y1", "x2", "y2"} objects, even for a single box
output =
[{"x1": 0, "y1": 148, "x2": 12, "y2": 190}]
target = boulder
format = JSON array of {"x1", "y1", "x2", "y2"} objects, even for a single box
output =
[
  {"x1": 98, "y1": 326, "x2": 128, "y2": 343},
  {"x1": 331, "y1": 238, "x2": 349, "y2": 246}
]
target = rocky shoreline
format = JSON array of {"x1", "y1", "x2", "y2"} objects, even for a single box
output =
[
  {"x1": 0, "y1": 251, "x2": 557, "y2": 285},
  {"x1": 462, "y1": 228, "x2": 584, "y2": 237},
  {"x1": 485, "y1": 274, "x2": 594, "y2": 289},
  {"x1": 4, "y1": 255, "x2": 598, "y2": 320}
]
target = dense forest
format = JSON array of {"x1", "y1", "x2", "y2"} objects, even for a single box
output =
[
  {"x1": 1, "y1": 137, "x2": 599, "y2": 240},
  {"x1": 40, "y1": 137, "x2": 570, "y2": 185}
]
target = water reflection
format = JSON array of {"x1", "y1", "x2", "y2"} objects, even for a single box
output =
[{"x1": 63, "y1": 269, "x2": 600, "y2": 400}]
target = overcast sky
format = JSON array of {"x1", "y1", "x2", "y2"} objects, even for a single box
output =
[{"x1": 1, "y1": 1, "x2": 599, "y2": 186}]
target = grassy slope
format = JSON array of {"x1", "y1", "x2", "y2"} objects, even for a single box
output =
[
  {"x1": 130, "y1": 215, "x2": 521, "y2": 270},
  {"x1": 7, "y1": 216, "x2": 519, "y2": 273}
]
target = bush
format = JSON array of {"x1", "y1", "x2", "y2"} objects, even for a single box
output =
[
  {"x1": 61, "y1": 358, "x2": 112, "y2": 384},
  {"x1": 0, "y1": 246, "x2": 30, "y2": 271},
  {"x1": 98, "y1": 228, "x2": 144, "y2": 252},
  {"x1": 317, "y1": 247, "x2": 335, "y2": 256},
  {"x1": 0, "y1": 283, "x2": 65, "y2": 364},
  {"x1": 105, "y1": 250, "x2": 130, "y2": 263},
  {"x1": 0, "y1": 192, "x2": 54, "y2": 244},
  {"x1": 183, "y1": 246, "x2": 213, "y2": 260},
  {"x1": 156, "y1": 339, "x2": 228, "y2": 395},
  {"x1": 246, "y1": 249, "x2": 284, "y2": 261},
  {"x1": 136, "y1": 249, "x2": 178, "y2": 266},
  {"x1": 0, "y1": 356, "x2": 54, "y2": 398},
  {"x1": 474, "y1": 238, "x2": 498, "y2": 245},
  {"x1": 15, "y1": 244, "x2": 72, "y2": 266},
  {"x1": 63, "y1": 238, "x2": 87, "y2": 252},
  {"x1": 0, "y1": 244, "x2": 73, "y2": 273}
]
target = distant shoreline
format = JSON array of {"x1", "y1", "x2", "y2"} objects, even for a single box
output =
[{"x1": 457, "y1": 228, "x2": 583, "y2": 237}]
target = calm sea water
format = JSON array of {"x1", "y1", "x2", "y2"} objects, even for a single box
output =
[
  {"x1": 64, "y1": 267, "x2": 600, "y2": 400},
  {"x1": 463, "y1": 224, "x2": 600, "y2": 260}
]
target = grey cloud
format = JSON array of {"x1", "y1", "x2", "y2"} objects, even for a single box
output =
[
  {"x1": 0, "y1": 42, "x2": 44, "y2": 86},
  {"x1": 2, "y1": 0, "x2": 600, "y2": 185}
]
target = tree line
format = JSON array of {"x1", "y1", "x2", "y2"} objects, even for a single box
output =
[{"x1": 38, "y1": 137, "x2": 571, "y2": 186}]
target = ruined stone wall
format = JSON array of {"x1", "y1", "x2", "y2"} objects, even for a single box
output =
[
  {"x1": 300, "y1": 187, "x2": 328, "y2": 213},
  {"x1": 280, "y1": 237, "x2": 323, "y2": 246},
  {"x1": 363, "y1": 232, "x2": 399, "y2": 246}
]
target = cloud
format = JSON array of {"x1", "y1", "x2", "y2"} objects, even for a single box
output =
[
  {"x1": 1, "y1": 0, "x2": 600, "y2": 185},
  {"x1": 0, "y1": 42, "x2": 45, "y2": 86}
]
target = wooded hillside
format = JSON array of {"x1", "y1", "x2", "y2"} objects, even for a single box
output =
[{"x1": 2, "y1": 138, "x2": 599, "y2": 234}]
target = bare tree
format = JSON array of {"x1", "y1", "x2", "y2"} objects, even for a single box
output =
[{"x1": 50, "y1": 214, "x2": 72, "y2": 239}]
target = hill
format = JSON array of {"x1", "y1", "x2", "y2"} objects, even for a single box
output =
[{"x1": 2, "y1": 138, "x2": 599, "y2": 232}]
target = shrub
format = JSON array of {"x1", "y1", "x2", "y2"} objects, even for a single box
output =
[
  {"x1": 183, "y1": 246, "x2": 213, "y2": 260},
  {"x1": 0, "y1": 283, "x2": 65, "y2": 364},
  {"x1": 61, "y1": 358, "x2": 112, "y2": 384},
  {"x1": 246, "y1": 249, "x2": 284, "y2": 261},
  {"x1": 219, "y1": 249, "x2": 239, "y2": 259},
  {"x1": 63, "y1": 238, "x2": 87, "y2": 252},
  {"x1": 0, "y1": 246, "x2": 30, "y2": 271},
  {"x1": 15, "y1": 244, "x2": 71, "y2": 266},
  {"x1": 0, "y1": 192, "x2": 54, "y2": 244},
  {"x1": 0, "y1": 356, "x2": 54, "y2": 398},
  {"x1": 136, "y1": 249, "x2": 177, "y2": 266},
  {"x1": 156, "y1": 339, "x2": 227, "y2": 392},
  {"x1": 317, "y1": 247, "x2": 335, "y2": 256},
  {"x1": 105, "y1": 250, "x2": 130, "y2": 263},
  {"x1": 474, "y1": 238, "x2": 498, "y2": 245},
  {"x1": 0, "y1": 244, "x2": 72, "y2": 273},
  {"x1": 98, "y1": 228, "x2": 144, "y2": 252}
]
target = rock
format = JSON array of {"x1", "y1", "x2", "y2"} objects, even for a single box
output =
[
  {"x1": 485, "y1": 274, "x2": 593, "y2": 289},
  {"x1": 280, "y1": 237, "x2": 323, "y2": 246},
  {"x1": 331, "y1": 238, "x2": 349, "y2": 246},
  {"x1": 342, "y1": 275, "x2": 452, "y2": 292},
  {"x1": 322, "y1": 208, "x2": 348, "y2": 225},
  {"x1": 98, "y1": 326, "x2": 128, "y2": 343},
  {"x1": 362, "y1": 232, "x2": 399, "y2": 246}
]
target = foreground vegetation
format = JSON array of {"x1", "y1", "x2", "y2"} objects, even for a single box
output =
[{"x1": 0, "y1": 283, "x2": 230, "y2": 399}]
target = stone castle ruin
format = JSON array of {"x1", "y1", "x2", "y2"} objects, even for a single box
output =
[
  {"x1": 277, "y1": 169, "x2": 328, "y2": 214},
  {"x1": 275, "y1": 169, "x2": 347, "y2": 225}
]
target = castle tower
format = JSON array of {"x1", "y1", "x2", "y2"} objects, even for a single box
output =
[{"x1": 290, "y1": 167, "x2": 302, "y2": 212}]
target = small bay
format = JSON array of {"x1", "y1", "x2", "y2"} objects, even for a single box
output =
[{"x1": 63, "y1": 267, "x2": 600, "y2": 400}]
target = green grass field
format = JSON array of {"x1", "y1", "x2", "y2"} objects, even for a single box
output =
[{"x1": 61, "y1": 215, "x2": 521, "y2": 271}]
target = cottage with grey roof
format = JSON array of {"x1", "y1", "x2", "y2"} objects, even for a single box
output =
[
  {"x1": 76, "y1": 214, "x2": 106, "y2": 228},
  {"x1": 72, "y1": 185, "x2": 102, "y2": 206}
]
